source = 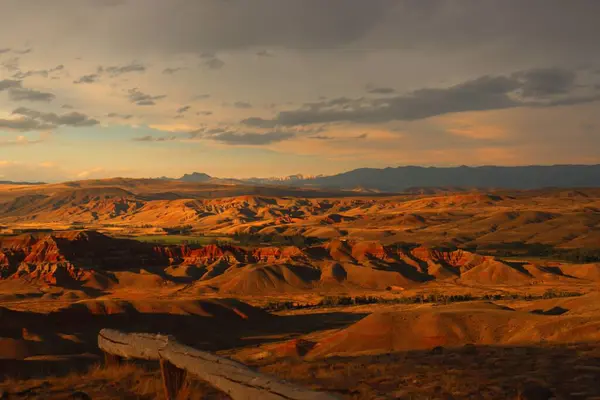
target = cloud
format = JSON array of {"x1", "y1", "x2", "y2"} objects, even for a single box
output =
[
  {"x1": 177, "y1": 105, "x2": 191, "y2": 114},
  {"x1": 74, "y1": 74, "x2": 100, "y2": 84},
  {"x1": 13, "y1": 1, "x2": 597, "y2": 58},
  {"x1": 256, "y1": 50, "x2": 274, "y2": 57},
  {"x1": 0, "y1": 48, "x2": 11, "y2": 54},
  {"x1": 241, "y1": 117, "x2": 278, "y2": 129},
  {"x1": 535, "y1": 93, "x2": 600, "y2": 108},
  {"x1": 107, "y1": 112, "x2": 133, "y2": 119},
  {"x1": 233, "y1": 101, "x2": 252, "y2": 109},
  {"x1": 513, "y1": 68, "x2": 576, "y2": 98},
  {"x1": 9, "y1": 107, "x2": 99, "y2": 129},
  {"x1": 205, "y1": 130, "x2": 296, "y2": 145},
  {"x1": 74, "y1": 63, "x2": 143, "y2": 83},
  {"x1": 102, "y1": 61, "x2": 146, "y2": 77},
  {"x1": 242, "y1": 68, "x2": 600, "y2": 127},
  {"x1": 133, "y1": 135, "x2": 177, "y2": 142},
  {"x1": 309, "y1": 133, "x2": 367, "y2": 141},
  {"x1": 12, "y1": 65, "x2": 64, "y2": 80},
  {"x1": 0, "y1": 79, "x2": 22, "y2": 91},
  {"x1": 185, "y1": 125, "x2": 320, "y2": 145},
  {"x1": 127, "y1": 88, "x2": 166, "y2": 106},
  {"x1": 91, "y1": 0, "x2": 127, "y2": 6},
  {"x1": 193, "y1": 94, "x2": 211, "y2": 100},
  {"x1": 162, "y1": 67, "x2": 185, "y2": 74},
  {"x1": 0, "y1": 57, "x2": 19, "y2": 72},
  {"x1": 61, "y1": 104, "x2": 74, "y2": 109},
  {"x1": 76, "y1": 0, "x2": 395, "y2": 53},
  {"x1": 8, "y1": 87, "x2": 56, "y2": 102},
  {"x1": 367, "y1": 87, "x2": 396, "y2": 95},
  {"x1": 13, "y1": 48, "x2": 32, "y2": 55},
  {"x1": 196, "y1": 111, "x2": 213, "y2": 116},
  {"x1": 0, "y1": 117, "x2": 53, "y2": 131},
  {"x1": 202, "y1": 57, "x2": 225, "y2": 70}
]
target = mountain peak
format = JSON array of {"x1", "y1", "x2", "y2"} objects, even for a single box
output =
[{"x1": 179, "y1": 172, "x2": 212, "y2": 182}]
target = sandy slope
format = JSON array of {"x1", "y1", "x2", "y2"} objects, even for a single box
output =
[{"x1": 307, "y1": 295, "x2": 600, "y2": 358}]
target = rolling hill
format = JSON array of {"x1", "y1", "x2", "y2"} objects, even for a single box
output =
[
  {"x1": 1, "y1": 179, "x2": 599, "y2": 252},
  {"x1": 1, "y1": 231, "x2": 598, "y2": 295}
]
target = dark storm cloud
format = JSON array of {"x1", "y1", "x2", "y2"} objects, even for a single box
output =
[
  {"x1": 127, "y1": 88, "x2": 166, "y2": 106},
  {"x1": 9, "y1": 87, "x2": 56, "y2": 102},
  {"x1": 242, "y1": 68, "x2": 600, "y2": 127},
  {"x1": 7, "y1": 0, "x2": 595, "y2": 63},
  {"x1": 100, "y1": 0, "x2": 397, "y2": 52},
  {"x1": 513, "y1": 68, "x2": 577, "y2": 98},
  {"x1": 536, "y1": 93, "x2": 600, "y2": 108}
]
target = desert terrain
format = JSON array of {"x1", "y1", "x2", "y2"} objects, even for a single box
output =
[{"x1": 1, "y1": 179, "x2": 600, "y2": 399}]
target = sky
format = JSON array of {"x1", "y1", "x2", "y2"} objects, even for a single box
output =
[{"x1": 1, "y1": 0, "x2": 600, "y2": 182}]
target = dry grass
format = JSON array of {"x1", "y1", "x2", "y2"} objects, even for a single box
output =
[
  {"x1": 256, "y1": 342, "x2": 600, "y2": 399},
  {"x1": 0, "y1": 362, "x2": 230, "y2": 399}
]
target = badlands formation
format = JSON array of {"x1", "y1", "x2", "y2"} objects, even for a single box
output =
[{"x1": 1, "y1": 179, "x2": 600, "y2": 398}]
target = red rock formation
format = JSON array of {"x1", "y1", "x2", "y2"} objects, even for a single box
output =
[{"x1": 351, "y1": 241, "x2": 389, "y2": 261}]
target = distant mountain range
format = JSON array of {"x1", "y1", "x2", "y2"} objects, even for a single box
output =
[
  {"x1": 0, "y1": 180, "x2": 45, "y2": 185},
  {"x1": 173, "y1": 164, "x2": 600, "y2": 192}
]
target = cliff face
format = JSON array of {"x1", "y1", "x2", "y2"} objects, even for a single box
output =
[
  {"x1": 154, "y1": 244, "x2": 305, "y2": 265},
  {"x1": 0, "y1": 231, "x2": 590, "y2": 290},
  {"x1": 0, "y1": 231, "x2": 166, "y2": 285}
]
